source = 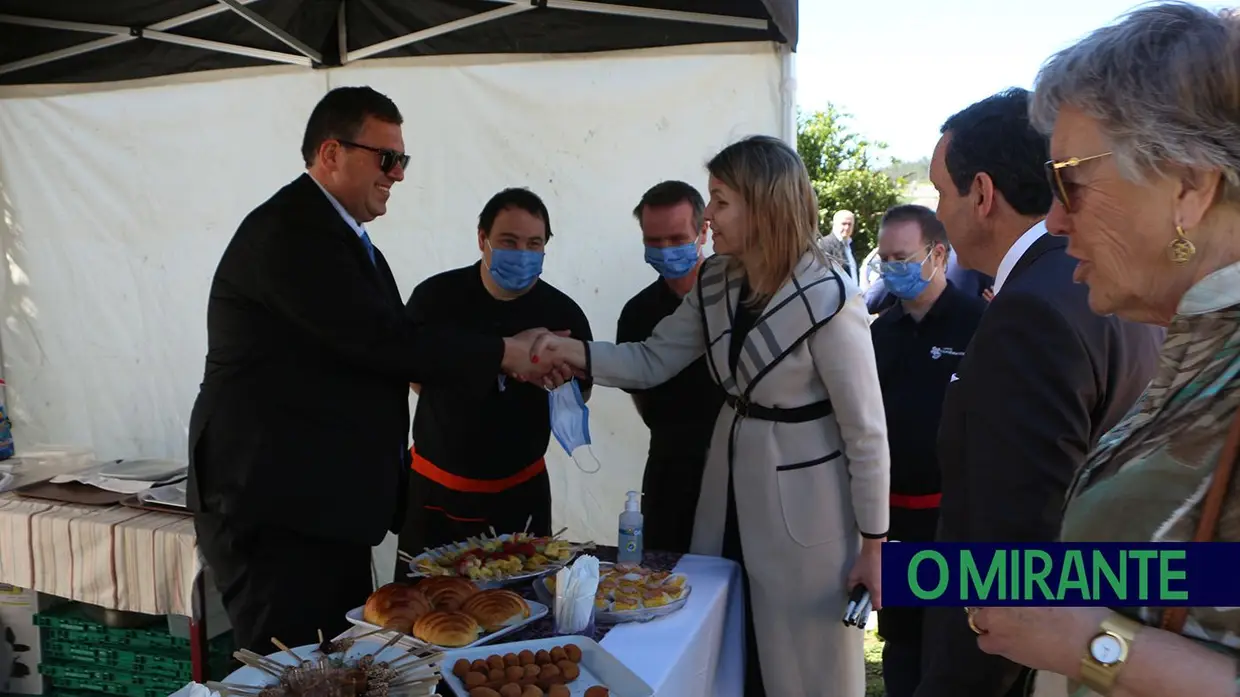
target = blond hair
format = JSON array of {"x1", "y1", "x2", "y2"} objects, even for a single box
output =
[{"x1": 706, "y1": 135, "x2": 826, "y2": 305}]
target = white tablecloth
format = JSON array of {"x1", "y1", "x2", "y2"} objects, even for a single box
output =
[{"x1": 601, "y1": 554, "x2": 745, "y2": 697}]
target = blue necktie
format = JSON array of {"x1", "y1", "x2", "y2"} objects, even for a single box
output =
[{"x1": 359, "y1": 230, "x2": 376, "y2": 266}]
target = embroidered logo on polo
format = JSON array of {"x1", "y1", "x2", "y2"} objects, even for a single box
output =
[{"x1": 930, "y1": 346, "x2": 965, "y2": 360}]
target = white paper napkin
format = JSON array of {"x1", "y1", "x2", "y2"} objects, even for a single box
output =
[{"x1": 554, "y1": 554, "x2": 600, "y2": 633}]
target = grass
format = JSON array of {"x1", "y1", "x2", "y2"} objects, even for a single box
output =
[{"x1": 864, "y1": 629, "x2": 885, "y2": 697}]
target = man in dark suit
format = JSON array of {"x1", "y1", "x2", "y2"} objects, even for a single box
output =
[
  {"x1": 186, "y1": 86, "x2": 554, "y2": 652},
  {"x1": 914, "y1": 88, "x2": 1164, "y2": 697},
  {"x1": 817, "y1": 209, "x2": 860, "y2": 284}
]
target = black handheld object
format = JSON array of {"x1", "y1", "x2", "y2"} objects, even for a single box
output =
[{"x1": 842, "y1": 584, "x2": 872, "y2": 628}]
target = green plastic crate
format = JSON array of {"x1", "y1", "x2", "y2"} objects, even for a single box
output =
[
  {"x1": 39, "y1": 662, "x2": 186, "y2": 697},
  {"x1": 34, "y1": 604, "x2": 233, "y2": 655},
  {"x1": 41, "y1": 642, "x2": 231, "y2": 682}
]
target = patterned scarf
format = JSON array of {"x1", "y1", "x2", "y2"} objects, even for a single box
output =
[{"x1": 1066, "y1": 306, "x2": 1240, "y2": 506}]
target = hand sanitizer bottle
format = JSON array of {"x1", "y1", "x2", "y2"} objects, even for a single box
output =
[{"x1": 617, "y1": 490, "x2": 644, "y2": 565}]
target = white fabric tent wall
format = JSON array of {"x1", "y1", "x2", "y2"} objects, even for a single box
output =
[{"x1": 0, "y1": 41, "x2": 788, "y2": 578}]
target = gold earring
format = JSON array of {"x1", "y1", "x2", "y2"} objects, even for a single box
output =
[{"x1": 1169, "y1": 225, "x2": 1196, "y2": 264}]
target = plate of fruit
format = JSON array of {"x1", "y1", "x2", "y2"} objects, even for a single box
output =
[{"x1": 404, "y1": 529, "x2": 591, "y2": 588}]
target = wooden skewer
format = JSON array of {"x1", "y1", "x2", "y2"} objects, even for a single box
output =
[
  {"x1": 551, "y1": 526, "x2": 568, "y2": 540},
  {"x1": 317, "y1": 629, "x2": 325, "y2": 645},
  {"x1": 232, "y1": 653, "x2": 284, "y2": 678},
  {"x1": 270, "y1": 637, "x2": 303, "y2": 665},
  {"x1": 206, "y1": 681, "x2": 262, "y2": 696},
  {"x1": 389, "y1": 652, "x2": 441, "y2": 673},
  {"x1": 389, "y1": 675, "x2": 443, "y2": 689},
  {"x1": 235, "y1": 648, "x2": 284, "y2": 671},
  {"x1": 216, "y1": 681, "x2": 265, "y2": 692},
  {"x1": 396, "y1": 549, "x2": 416, "y2": 563},
  {"x1": 488, "y1": 525, "x2": 498, "y2": 539},
  {"x1": 523, "y1": 515, "x2": 532, "y2": 534}
]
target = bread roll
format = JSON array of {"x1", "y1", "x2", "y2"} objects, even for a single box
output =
[
  {"x1": 362, "y1": 583, "x2": 433, "y2": 632},
  {"x1": 417, "y1": 576, "x2": 479, "y2": 611},
  {"x1": 461, "y1": 589, "x2": 532, "y2": 632},
  {"x1": 411, "y1": 610, "x2": 481, "y2": 647}
]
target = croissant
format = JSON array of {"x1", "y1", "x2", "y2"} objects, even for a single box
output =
[
  {"x1": 417, "y1": 576, "x2": 479, "y2": 611},
  {"x1": 461, "y1": 589, "x2": 532, "y2": 632},
  {"x1": 413, "y1": 610, "x2": 482, "y2": 647},
  {"x1": 362, "y1": 583, "x2": 433, "y2": 632}
]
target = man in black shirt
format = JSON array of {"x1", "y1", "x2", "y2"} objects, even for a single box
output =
[
  {"x1": 615, "y1": 180, "x2": 723, "y2": 554},
  {"x1": 868, "y1": 205, "x2": 986, "y2": 697},
  {"x1": 395, "y1": 188, "x2": 593, "y2": 564}
]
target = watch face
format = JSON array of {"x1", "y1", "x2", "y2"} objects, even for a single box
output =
[{"x1": 1090, "y1": 634, "x2": 1123, "y2": 664}]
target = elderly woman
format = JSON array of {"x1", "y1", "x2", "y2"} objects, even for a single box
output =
[{"x1": 966, "y1": 4, "x2": 1240, "y2": 697}]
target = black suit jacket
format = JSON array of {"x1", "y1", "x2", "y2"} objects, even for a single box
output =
[
  {"x1": 916, "y1": 234, "x2": 1164, "y2": 697},
  {"x1": 186, "y1": 174, "x2": 504, "y2": 547}
]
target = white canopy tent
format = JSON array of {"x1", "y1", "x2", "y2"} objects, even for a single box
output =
[{"x1": 0, "y1": 0, "x2": 798, "y2": 555}]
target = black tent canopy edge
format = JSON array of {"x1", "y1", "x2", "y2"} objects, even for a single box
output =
[{"x1": 0, "y1": 0, "x2": 797, "y2": 86}]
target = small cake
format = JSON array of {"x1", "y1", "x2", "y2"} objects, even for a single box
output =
[
  {"x1": 643, "y1": 587, "x2": 672, "y2": 608},
  {"x1": 611, "y1": 595, "x2": 640, "y2": 611},
  {"x1": 663, "y1": 574, "x2": 687, "y2": 588}
]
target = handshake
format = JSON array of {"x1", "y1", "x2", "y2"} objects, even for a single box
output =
[{"x1": 501, "y1": 327, "x2": 588, "y2": 389}]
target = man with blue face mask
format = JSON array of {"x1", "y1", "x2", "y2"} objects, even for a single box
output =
[
  {"x1": 396, "y1": 187, "x2": 593, "y2": 561},
  {"x1": 615, "y1": 180, "x2": 724, "y2": 554},
  {"x1": 867, "y1": 205, "x2": 986, "y2": 697}
]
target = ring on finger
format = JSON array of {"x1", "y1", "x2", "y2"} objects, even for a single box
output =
[{"x1": 967, "y1": 613, "x2": 987, "y2": 635}]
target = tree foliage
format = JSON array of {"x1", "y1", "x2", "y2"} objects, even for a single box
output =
[{"x1": 796, "y1": 104, "x2": 905, "y2": 260}]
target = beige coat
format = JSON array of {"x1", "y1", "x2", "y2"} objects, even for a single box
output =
[{"x1": 589, "y1": 252, "x2": 890, "y2": 696}]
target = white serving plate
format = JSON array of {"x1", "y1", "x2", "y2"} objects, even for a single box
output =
[
  {"x1": 408, "y1": 534, "x2": 573, "y2": 589},
  {"x1": 220, "y1": 637, "x2": 439, "y2": 697},
  {"x1": 345, "y1": 600, "x2": 549, "y2": 650},
  {"x1": 439, "y1": 636, "x2": 653, "y2": 697},
  {"x1": 534, "y1": 565, "x2": 691, "y2": 625}
]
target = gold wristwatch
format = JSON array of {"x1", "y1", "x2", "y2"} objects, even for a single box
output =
[{"x1": 1079, "y1": 612, "x2": 1143, "y2": 695}]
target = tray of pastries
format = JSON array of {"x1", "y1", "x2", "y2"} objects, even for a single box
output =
[
  {"x1": 407, "y1": 532, "x2": 586, "y2": 588},
  {"x1": 440, "y1": 636, "x2": 653, "y2": 697},
  {"x1": 534, "y1": 563, "x2": 690, "y2": 624},
  {"x1": 348, "y1": 580, "x2": 547, "y2": 650}
]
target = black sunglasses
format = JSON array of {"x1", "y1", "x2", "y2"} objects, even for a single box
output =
[
  {"x1": 1044, "y1": 152, "x2": 1111, "y2": 212},
  {"x1": 338, "y1": 140, "x2": 410, "y2": 174}
]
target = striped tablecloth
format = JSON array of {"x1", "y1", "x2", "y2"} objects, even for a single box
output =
[{"x1": 0, "y1": 493, "x2": 199, "y2": 617}]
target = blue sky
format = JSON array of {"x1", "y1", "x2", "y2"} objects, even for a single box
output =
[{"x1": 793, "y1": 0, "x2": 1222, "y2": 161}]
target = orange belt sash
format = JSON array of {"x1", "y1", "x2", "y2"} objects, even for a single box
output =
[
  {"x1": 890, "y1": 492, "x2": 942, "y2": 509},
  {"x1": 410, "y1": 446, "x2": 546, "y2": 494}
]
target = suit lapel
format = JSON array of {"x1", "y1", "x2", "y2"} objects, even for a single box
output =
[{"x1": 293, "y1": 174, "x2": 390, "y2": 293}]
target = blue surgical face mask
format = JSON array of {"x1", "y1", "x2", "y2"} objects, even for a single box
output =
[
  {"x1": 644, "y1": 242, "x2": 699, "y2": 279},
  {"x1": 548, "y1": 380, "x2": 601, "y2": 473},
  {"x1": 486, "y1": 242, "x2": 544, "y2": 292},
  {"x1": 880, "y1": 250, "x2": 937, "y2": 300}
]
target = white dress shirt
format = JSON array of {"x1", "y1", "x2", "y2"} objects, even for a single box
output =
[{"x1": 991, "y1": 219, "x2": 1048, "y2": 296}]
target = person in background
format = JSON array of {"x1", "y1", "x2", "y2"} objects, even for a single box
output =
[
  {"x1": 528, "y1": 135, "x2": 890, "y2": 697},
  {"x1": 969, "y1": 5, "x2": 1240, "y2": 696},
  {"x1": 864, "y1": 246, "x2": 993, "y2": 314},
  {"x1": 187, "y1": 88, "x2": 552, "y2": 652},
  {"x1": 616, "y1": 180, "x2": 724, "y2": 554},
  {"x1": 915, "y1": 88, "x2": 1164, "y2": 697},
  {"x1": 396, "y1": 187, "x2": 593, "y2": 564},
  {"x1": 868, "y1": 204, "x2": 987, "y2": 697},
  {"x1": 819, "y1": 209, "x2": 860, "y2": 284}
]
